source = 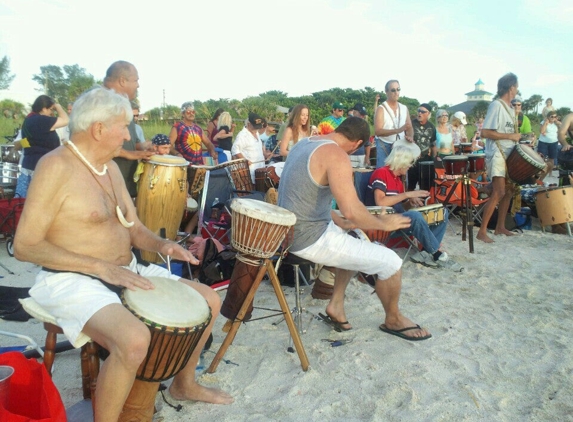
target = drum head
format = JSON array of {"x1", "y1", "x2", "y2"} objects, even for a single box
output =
[
  {"x1": 186, "y1": 197, "x2": 198, "y2": 211},
  {"x1": 231, "y1": 198, "x2": 296, "y2": 226},
  {"x1": 443, "y1": 155, "x2": 468, "y2": 162},
  {"x1": 412, "y1": 204, "x2": 443, "y2": 212},
  {"x1": 270, "y1": 162, "x2": 285, "y2": 178},
  {"x1": 123, "y1": 277, "x2": 210, "y2": 327},
  {"x1": 148, "y1": 154, "x2": 189, "y2": 166},
  {"x1": 517, "y1": 144, "x2": 545, "y2": 166}
]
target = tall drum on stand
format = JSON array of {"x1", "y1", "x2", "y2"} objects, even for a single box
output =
[{"x1": 136, "y1": 155, "x2": 189, "y2": 262}]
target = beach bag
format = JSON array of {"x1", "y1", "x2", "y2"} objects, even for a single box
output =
[{"x1": 0, "y1": 352, "x2": 66, "y2": 422}]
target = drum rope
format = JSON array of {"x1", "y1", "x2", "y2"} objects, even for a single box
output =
[{"x1": 235, "y1": 253, "x2": 263, "y2": 266}]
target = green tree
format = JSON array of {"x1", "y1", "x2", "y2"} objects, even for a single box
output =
[
  {"x1": 32, "y1": 64, "x2": 97, "y2": 107},
  {"x1": 469, "y1": 101, "x2": 490, "y2": 120},
  {"x1": 0, "y1": 99, "x2": 26, "y2": 119},
  {"x1": 556, "y1": 107, "x2": 571, "y2": 117},
  {"x1": 0, "y1": 56, "x2": 15, "y2": 90},
  {"x1": 526, "y1": 94, "x2": 543, "y2": 115}
]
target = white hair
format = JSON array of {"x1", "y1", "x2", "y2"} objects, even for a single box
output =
[{"x1": 69, "y1": 86, "x2": 132, "y2": 134}]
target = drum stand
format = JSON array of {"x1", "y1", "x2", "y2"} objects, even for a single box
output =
[
  {"x1": 207, "y1": 258, "x2": 310, "y2": 373},
  {"x1": 441, "y1": 169, "x2": 475, "y2": 253}
]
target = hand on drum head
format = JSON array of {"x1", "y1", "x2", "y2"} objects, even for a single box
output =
[
  {"x1": 98, "y1": 264, "x2": 155, "y2": 291},
  {"x1": 379, "y1": 213, "x2": 411, "y2": 231},
  {"x1": 406, "y1": 190, "x2": 430, "y2": 208},
  {"x1": 159, "y1": 242, "x2": 200, "y2": 266}
]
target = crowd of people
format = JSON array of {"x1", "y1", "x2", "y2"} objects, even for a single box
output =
[{"x1": 10, "y1": 61, "x2": 573, "y2": 421}]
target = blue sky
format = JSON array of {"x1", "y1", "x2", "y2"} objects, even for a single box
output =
[{"x1": 1, "y1": 0, "x2": 571, "y2": 112}]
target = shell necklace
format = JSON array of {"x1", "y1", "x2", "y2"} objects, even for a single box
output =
[
  {"x1": 66, "y1": 141, "x2": 134, "y2": 228},
  {"x1": 65, "y1": 140, "x2": 107, "y2": 176}
]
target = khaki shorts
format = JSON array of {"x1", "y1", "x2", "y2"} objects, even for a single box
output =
[{"x1": 486, "y1": 149, "x2": 507, "y2": 179}]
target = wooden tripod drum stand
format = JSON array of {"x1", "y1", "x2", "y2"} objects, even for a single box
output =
[
  {"x1": 440, "y1": 169, "x2": 475, "y2": 253},
  {"x1": 207, "y1": 257, "x2": 309, "y2": 373},
  {"x1": 207, "y1": 198, "x2": 309, "y2": 373}
]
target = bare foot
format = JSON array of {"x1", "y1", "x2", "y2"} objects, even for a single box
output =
[
  {"x1": 476, "y1": 231, "x2": 494, "y2": 243},
  {"x1": 169, "y1": 383, "x2": 234, "y2": 405},
  {"x1": 383, "y1": 314, "x2": 431, "y2": 340},
  {"x1": 324, "y1": 306, "x2": 352, "y2": 330},
  {"x1": 494, "y1": 228, "x2": 515, "y2": 236}
]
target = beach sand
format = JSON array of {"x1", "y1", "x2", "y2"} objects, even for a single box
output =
[{"x1": 1, "y1": 180, "x2": 572, "y2": 421}]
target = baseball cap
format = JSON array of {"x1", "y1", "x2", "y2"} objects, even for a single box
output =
[
  {"x1": 248, "y1": 112, "x2": 264, "y2": 129},
  {"x1": 453, "y1": 111, "x2": 467, "y2": 125},
  {"x1": 418, "y1": 103, "x2": 432, "y2": 112},
  {"x1": 332, "y1": 101, "x2": 345, "y2": 110},
  {"x1": 352, "y1": 103, "x2": 367, "y2": 116}
]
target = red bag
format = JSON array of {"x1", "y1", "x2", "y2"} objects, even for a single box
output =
[{"x1": 0, "y1": 352, "x2": 66, "y2": 422}]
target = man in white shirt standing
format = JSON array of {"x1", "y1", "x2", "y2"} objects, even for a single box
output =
[{"x1": 231, "y1": 112, "x2": 270, "y2": 182}]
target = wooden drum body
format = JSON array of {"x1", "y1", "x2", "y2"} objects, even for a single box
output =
[
  {"x1": 119, "y1": 277, "x2": 211, "y2": 422},
  {"x1": 411, "y1": 204, "x2": 445, "y2": 226},
  {"x1": 230, "y1": 198, "x2": 297, "y2": 258},
  {"x1": 443, "y1": 155, "x2": 468, "y2": 176},
  {"x1": 136, "y1": 155, "x2": 189, "y2": 262},
  {"x1": 363, "y1": 206, "x2": 395, "y2": 244},
  {"x1": 460, "y1": 143, "x2": 473, "y2": 154},
  {"x1": 506, "y1": 144, "x2": 545, "y2": 184},
  {"x1": 468, "y1": 155, "x2": 485, "y2": 173},
  {"x1": 535, "y1": 186, "x2": 573, "y2": 227},
  {"x1": 254, "y1": 166, "x2": 280, "y2": 193}
]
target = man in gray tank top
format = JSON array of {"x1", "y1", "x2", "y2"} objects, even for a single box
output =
[{"x1": 278, "y1": 117, "x2": 431, "y2": 341}]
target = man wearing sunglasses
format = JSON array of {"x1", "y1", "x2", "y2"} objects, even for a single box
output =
[
  {"x1": 407, "y1": 103, "x2": 436, "y2": 191},
  {"x1": 373, "y1": 80, "x2": 413, "y2": 168},
  {"x1": 317, "y1": 101, "x2": 346, "y2": 135}
]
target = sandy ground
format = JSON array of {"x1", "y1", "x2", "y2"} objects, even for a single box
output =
[{"x1": 1, "y1": 176, "x2": 573, "y2": 421}]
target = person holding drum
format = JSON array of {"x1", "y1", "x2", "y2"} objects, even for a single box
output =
[
  {"x1": 278, "y1": 116, "x2": 431, "y2": 341},
  {"x1": 366, "y1": 143, "x2": 462, "y2": 271},
  {"x1": 477, "y1": 72, "x2": 523, "y2": 243},
  {"x1": 231, "y1": 112, "x2": 270, "y2": 182},
  {"x1": 14, "y1": 87, "x2": 233, "y2": 422},
  {"x1": 170, "y1": 101, "x2": 218, "y2": 165}
]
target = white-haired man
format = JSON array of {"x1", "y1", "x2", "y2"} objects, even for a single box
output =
[{"x1": 14, "y1": 87, "x2": 233, "y2": 422}]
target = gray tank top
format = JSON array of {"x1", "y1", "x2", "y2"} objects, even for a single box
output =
[{"x1": 277, "y1": 138, "x2": 335, "y2": 252}]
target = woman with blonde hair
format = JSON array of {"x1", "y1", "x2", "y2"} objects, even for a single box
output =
[
  {"x1": 279, "y1": 104, "x2": 310, "y2": 157},
  {"x1": 450, "y1": 111, "x2": 468, "y2": 147},
  {"x1": 212, "y1": 111, "x2": 235, "y2": 151},
  {"x1": 435, "y1": 109, "x2": 454, "y2": 157}
]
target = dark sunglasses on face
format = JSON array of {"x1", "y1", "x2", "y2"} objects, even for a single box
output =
[
  {"x1": 417, "y1": 109, "x2": 428, "y2": 114},
  {"x1": 389, "y1": 88, "x2": 401, "y2": 93}
]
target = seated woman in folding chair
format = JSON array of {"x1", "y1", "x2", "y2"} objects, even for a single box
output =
[{"x1": 365, "y1": 142, "x2": 463, "y2": 272}]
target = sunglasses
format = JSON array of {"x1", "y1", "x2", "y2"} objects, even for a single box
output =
[
  {"x1": 549, "y1": 115, "x2": 557, "y2": 118},
  {"x1": 389, "y1": 88, "x2": 401, "y2": 93},
  {"x1": 417, "y1": 109, "x2": 428, "y2": 114},
  {"x1": 439, "y1": 114, "x2": 449, "y2": 118},
  {"x1": 513, "y1": 103, "x2": 522, "y2": 107}
]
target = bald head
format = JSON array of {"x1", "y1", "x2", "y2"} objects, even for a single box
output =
[{"x1": 103, "y1": 61, "x2": 139, "y2": 100}]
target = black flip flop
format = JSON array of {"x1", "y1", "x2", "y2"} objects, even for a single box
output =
[
  {"x1": 318, "y1": 313, "x2": 352, "y2": 332},
  {"x1": 379, "y1": 324, "x2": 432, "y2": 341}
]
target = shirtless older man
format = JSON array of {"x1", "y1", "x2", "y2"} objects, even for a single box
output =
[{"x1": 14, "y1": 87, "x2": 232, "y2": 422}]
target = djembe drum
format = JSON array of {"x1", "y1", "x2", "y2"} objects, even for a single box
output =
[
  {"x1": 119, "y1": 277, "x2": 211, "y2": 422},
  {"x1": 443, "y1": 155, "x2": 468, "y2": 176},
  {"x1": 136, "y1": 155, "x2": 188, "y2": 262},
  {"x1": 221, "y1": 199, "x2": 296, "y2": 321},
  {"x1": 506, "y1": 144, "x2": 545, "y2": 184},
  {"x1": 225, "y1": 159, "x2": 254, "y2": 194}
]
